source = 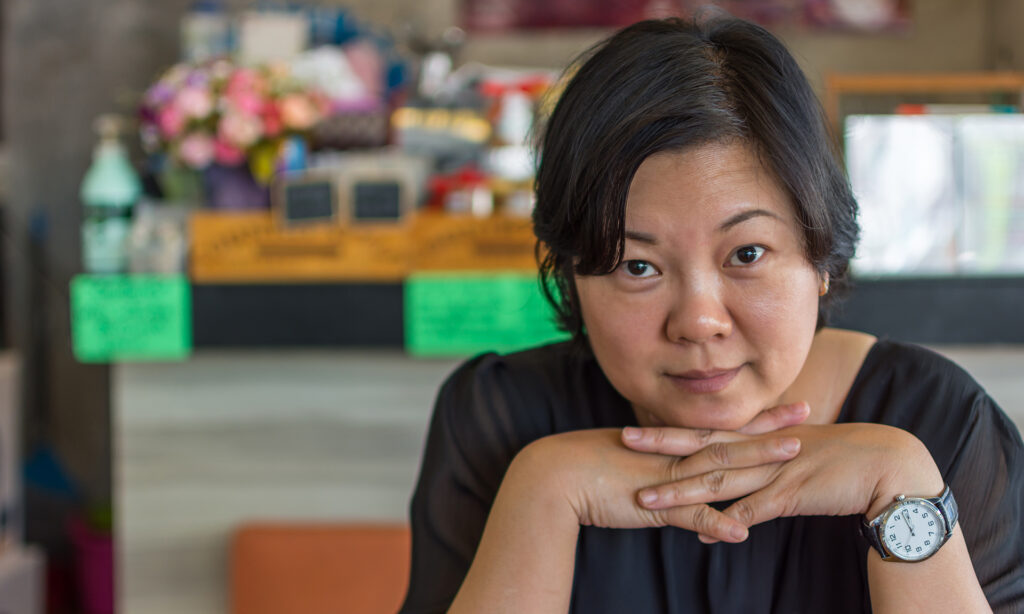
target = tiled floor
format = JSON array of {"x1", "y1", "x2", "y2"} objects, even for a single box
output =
[{"x1": 114, "y1": 345, "x2": 1024, "y2": 614}]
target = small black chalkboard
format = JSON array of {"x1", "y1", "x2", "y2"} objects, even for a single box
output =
[
  {"x1": 283, "y1": 181, "x2": 336, "y2": 224},
  {"x1": 352, "y1": 181, "x2": 402, "y2": 220}
]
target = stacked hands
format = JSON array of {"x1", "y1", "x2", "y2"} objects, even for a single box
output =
[{"x1": 522, "y1": 403, "x2": 945, "y2": 544}]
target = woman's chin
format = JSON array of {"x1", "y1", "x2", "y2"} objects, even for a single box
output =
[{"x1": 636, "y1": 404, "x2": 762, "y2": 431}]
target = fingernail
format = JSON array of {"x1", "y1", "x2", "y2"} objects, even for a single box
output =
[
  {"x1": 639, "y1": 490, "x2": 658, "y2": 505},
  {"x1": 623, "y1": 427, "x2": 641, "y2": 441},
  {"x1": 730, "y1": 526, "x2": 748, "y2": 541},
  {"x1": 790, "y1": 402, "x2": 809, "y2": 414},
  {"x1": 782, "y1": 438, "x2": 800, "y2": 454}
]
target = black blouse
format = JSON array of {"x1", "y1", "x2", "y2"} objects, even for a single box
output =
[{"x1": 400, "y1": 339, "x2": 1024, "y2": 613}]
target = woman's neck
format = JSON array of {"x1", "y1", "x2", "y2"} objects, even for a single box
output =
[{"x1": 776, "y1": 327, "x2": 877, "y2": 425}]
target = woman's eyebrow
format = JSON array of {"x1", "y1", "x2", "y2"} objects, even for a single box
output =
[
  {"x1": 625, "y1": 230, "x2": 658, "y2": 244},
  {"x1": 718, "y1": 208, "x2": 782, "y2": 232}
]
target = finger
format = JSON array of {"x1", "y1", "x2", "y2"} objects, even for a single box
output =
[
  {"x1": 637, "y1": 464, "x2": 784, "y2": 510},
  {"x1": 621, "y1": 425, "x2": 747, "y2": 456},
  {"x1": 669, "y1": 437, "x2": 801, "y2": 481},
  {"x1": 658, "y1": 503, "x2": 749, "y2": 543},
  {"x1": 736, "y1": 401, "x2": 810, "y2": 436},
  {"x1": 719, "y1": 486, "x2": 792, "y2": 532}
]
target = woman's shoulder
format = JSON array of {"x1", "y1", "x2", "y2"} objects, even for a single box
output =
[
  {"x1": 437, "y1": 340, "x2": 630, "y2": 432},
  {"x1": 841, "y1": 334, "x2": 1007, "y2": 448},
  {"x1": 854, "y1": 336, "x2": 983, "y2": 395},
  {"x1": 441, "y1": 340, "x2": 586, "y2": 395}
]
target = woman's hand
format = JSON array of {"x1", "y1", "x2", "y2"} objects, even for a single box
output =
[
  {"x1": 520, "y1": 402, "x2": 810, "y2": 543},
  {"x1": 622, "y1": 417, "x2": 944, "y2": 542}
]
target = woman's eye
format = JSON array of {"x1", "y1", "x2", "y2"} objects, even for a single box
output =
[
  {"x1": 622, "y1": 260, "x2": 658, "y2": 278},
  {"x1": 728, "y1": 245, "x2": 766, "y2": 266}
]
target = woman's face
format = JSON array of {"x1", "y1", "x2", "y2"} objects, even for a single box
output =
[{"x1": 575, "y1": 142, "x2": 822, "y2": 430}]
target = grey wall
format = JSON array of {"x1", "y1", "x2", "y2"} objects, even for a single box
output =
[
  {"x1": 3, "y1": 0, "x2": 191, "y2": 517},
  {"x1": 0, "y1": 0, "x2": 1017, "y2": 528}
]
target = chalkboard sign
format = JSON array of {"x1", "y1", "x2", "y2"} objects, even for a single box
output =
[
  {"x1": 281, "y1": 180, "x2": 336, "y2": 224},
  {"x1": 352, "y1": 181, "x2": 402, "y2": 220}
]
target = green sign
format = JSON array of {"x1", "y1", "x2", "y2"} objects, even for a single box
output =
[
  {"x1": 405, "y1": 272, "x2": 568, "y2": 357},
  {"x1": 70, "y1": 274, "x2": 192, "y2": 362}
]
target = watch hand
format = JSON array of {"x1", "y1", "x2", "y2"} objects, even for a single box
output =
[{"x1": 902, "y1": 512, "x2": 915, "y2": 537}]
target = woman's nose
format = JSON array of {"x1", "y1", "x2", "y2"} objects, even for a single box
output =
[{"x1": 664, "y1": 281, "x2": 733, "y2": 344}]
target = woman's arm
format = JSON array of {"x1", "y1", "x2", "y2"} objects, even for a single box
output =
[
  {"x1": 863, "y1": 438, "x2": 990, "y2": 613},
  {"x1": 448, "y1": 440, "x2": 581, "y2": 613},
  {"x1": 624, "y1": 423, "x2": 992, "y2": 612},
  {"x1": 449, "y1": 423, "x2": 804, "y2": 613}
]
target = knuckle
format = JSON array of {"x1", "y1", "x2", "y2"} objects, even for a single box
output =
[
  {"x1": 667, "y1": 455, "x2": 687, "y2": 481},
  {"x1": 652, "y1": 428, "x2": 667, "y2": 448},
  {"x1": 701, "y1": 470, "x2": 726, "y2": 495},
  {"x1": 645, "y1": 507, "x2": 668, "y2": 528},
  {"x1": 694, "y1": 428, "x2": 714, "y2": 446},
  {"x1": 707, "y1": 442, "x2": 731, "y2": 466},
  {"x1": 732, "y1": 499, "x2": 756, "y2": 525},
  {"x1": 691, "y1": 504, "x2": 714, "y2": 533}
]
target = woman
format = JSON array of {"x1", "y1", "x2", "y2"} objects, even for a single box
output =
[{"x1": 399, "y1": 15, "x2": 1024, "y2": 614}]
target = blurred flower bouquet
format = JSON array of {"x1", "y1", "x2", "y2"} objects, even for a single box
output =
[{"x1": 140, "y1": 59, "x2": 329, "y2": 208}]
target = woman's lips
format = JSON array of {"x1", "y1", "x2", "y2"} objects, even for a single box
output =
[{"x1": 665, "y1": 365, "x2": 743, "y2": 394}]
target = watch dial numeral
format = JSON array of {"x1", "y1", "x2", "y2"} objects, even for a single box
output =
[
  {"x1": 889, "y1": 533, "x2": 896, "y2": 541},
  {"x1": 913, "y1": 508, "x2": 919, "y2": 514},
  {"x1": 928, "y1": 521, "x2": 935, "y2": 527},
  {"x1": 928, "y1": 531, "x2": 935, "y2": 537},
  {"x1": 916, "y1": 547, "x2": 922, "y2": 553},
  {"x1": 924, "y1": 540, "x2": 931, "y2": 546},
  {"x1": 893, "y1": 514, "x2": 901, "y2": 521},
  {"x1": 904, "y1": 545, "x2": 912, "y2": 552}
]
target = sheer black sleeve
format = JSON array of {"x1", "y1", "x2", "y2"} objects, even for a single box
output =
[
  {"x1": 398, "y1": 353, "x2": 553, "y2": 614},
  {"x1": 845, "y1": 341, "x2": 1024, "y2": 612},
  {"x1": 945, "y1": 392, "x2": 1024, "y2": 612}
]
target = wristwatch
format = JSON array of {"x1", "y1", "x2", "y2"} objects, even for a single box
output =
[{"x1": 860, "y1": 484, "x2": 958, "y2": 562}]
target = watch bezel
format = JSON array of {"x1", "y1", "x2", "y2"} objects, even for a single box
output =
[{"x1": 876, "y1": 496, "x2": 947, "y2": 562}]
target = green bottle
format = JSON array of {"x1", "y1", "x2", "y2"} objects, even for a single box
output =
[{"x1": 80, "y1": 114, "x2": 142, "y2": 273}]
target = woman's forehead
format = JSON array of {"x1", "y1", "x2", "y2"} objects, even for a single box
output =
[{"x1": 625, "y1": 143, "x2": 795, "y2": 227}]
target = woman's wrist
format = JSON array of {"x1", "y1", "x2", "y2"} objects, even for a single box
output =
[
  {"x1": 506, "y1": 436, "x2": 587, "y2": 526},
  {"x1": 865, "y1": 432, "x2": 944, "y2": 520}
]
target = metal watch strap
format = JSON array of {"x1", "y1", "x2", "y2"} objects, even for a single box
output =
[{"x1": 861, "y1": 484, "x2": 957, "y2": 560}]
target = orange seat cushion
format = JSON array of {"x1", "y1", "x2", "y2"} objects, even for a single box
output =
[{"x1": 231, "y1": 524, "x2": 411, "y2": 614}]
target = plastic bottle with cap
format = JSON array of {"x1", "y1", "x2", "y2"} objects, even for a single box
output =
[{"x1": 80, "y1": 114, "x2": 142, "y2": 274}]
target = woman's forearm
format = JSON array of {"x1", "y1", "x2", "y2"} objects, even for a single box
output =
[
  {"x1": 867, "y1": 531, "x2": 990, "y2": 613},
  {"x1": 449, "y1": 440, "x2": 581, "y2": 614},
  {"x1": 866, "y1": 450, "x2": 990, "y2": 613}
]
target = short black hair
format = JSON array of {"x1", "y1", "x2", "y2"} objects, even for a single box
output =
[{"x1": 533, "y1": 15, "x2": 859, "y2": 346}]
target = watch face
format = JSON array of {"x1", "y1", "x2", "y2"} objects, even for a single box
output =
[{"x1": 881, "y1": 498, "x2": 945, "y2": 561}]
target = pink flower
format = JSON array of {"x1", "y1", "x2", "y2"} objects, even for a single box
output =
[
  {"x1": 227, "y1": 90, "x2": 264, "y2": 115},
  {"x1": 158, "y1": 105, "x2": 186, "y2": 138},
  {"x1": 261, "y1": 104, "x2": 283, "y2": 137},
  {"x1": 176, "y1": 86, "x2": 214, "y2": 120},
  {"x1": 218, "y1": 110, "x2": 263, "y2": 148},
  {"x1": 279, "y1": 94, "x2": 319, "y2": 131},
  {"x1": 225, "y1": 68, "x2": 265, "y2": 97},
  {"x1": 178, "y1": 132, "x2": 216, "y2": 169},
  {"x1": 214, "y1": 139, "x2": 246, "y2": 166}
]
